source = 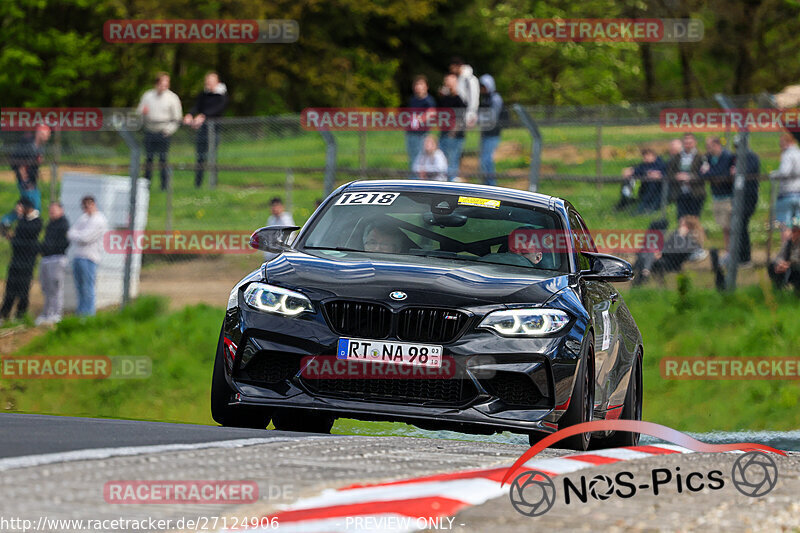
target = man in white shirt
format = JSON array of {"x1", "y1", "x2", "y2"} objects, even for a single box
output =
[
  {"x1": 448, "y1": 57, "x2": 480, "y2": 128},
  {"x1": 67, "y1": 196, "x2": 108, "y2": 316},
  {"x1": 772, "y1": 133, "x2": 800, "y2": 230},
  {"x1": 413, "y1": 135, "x2": 448, "y2": 181},
  {"x1": 137, "y1": 72, "x2": 183, "y2": 191},
  {"x1": 267, "y1": 197, "x2": 295, "y2": 226}
]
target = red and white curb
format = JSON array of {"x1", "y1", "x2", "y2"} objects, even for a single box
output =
[{"x1": 220, "y1": 444, "x2": 693, "y2": 532}]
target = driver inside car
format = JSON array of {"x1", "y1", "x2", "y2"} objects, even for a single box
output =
[
  {"x1": 362, "y1": 222, "x2": 407, "y2": 253},
  {"x1": 508, "y1": 225, "x2": 558, "y2": 269}
]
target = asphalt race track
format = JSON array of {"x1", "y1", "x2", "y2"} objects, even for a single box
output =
[{"x1": 0, "y1": 413, "x2": 798, "y2": 532}]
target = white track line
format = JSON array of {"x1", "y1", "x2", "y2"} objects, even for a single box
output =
[{"x1": 0, "y1": 436, "x2": 325, "y2": 472}]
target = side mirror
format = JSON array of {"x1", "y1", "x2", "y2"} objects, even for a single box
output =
[
  {"x1": 249, "y1": 226, "x2": 300, "y2": 253},
  {"x1": 580, "y1": 252, "x2": 633, "y2": 282}
]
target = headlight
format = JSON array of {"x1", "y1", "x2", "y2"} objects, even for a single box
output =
[
  {"x1": 478, "y1": 308, "x2": 570, "y2": 337},
  {"x1": 243, "y1": 283, "x2": 313, "y2": 316}
]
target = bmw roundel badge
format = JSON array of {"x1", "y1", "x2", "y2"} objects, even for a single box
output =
[{"x1": 390, "y1": 291, "x2": 407, "y2": 301}]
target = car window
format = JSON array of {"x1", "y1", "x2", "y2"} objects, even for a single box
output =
[
  {"x1": 300, "y1": 191, "x2": 570, "y2": 273},
  {"x1": 568, "y1": 207, "x2": 596, "y2": 271}
]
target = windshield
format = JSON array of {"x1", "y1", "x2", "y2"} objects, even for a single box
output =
[{"x1": 300, "y1": 190, "x2": 570, "y2": 273}]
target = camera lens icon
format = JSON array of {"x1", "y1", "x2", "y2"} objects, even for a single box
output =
[
  {"x1": 509, "y1": 470, "x2": 556, "y2": 516},
  {"x1": 731, "y1": 451, "x2": 778, "y2": 498}
]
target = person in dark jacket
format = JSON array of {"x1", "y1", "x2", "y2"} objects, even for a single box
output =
[
  {"x1": 0, "y1": 198, "x2": 42, "y2": 323},
  {"x1": 768, "y1": 215, "x2": 800, "y2": 294},
  {"x1": 1, "y1": 125, "x2": 50, "y2": 229},
  {"x1": 667, "y1": 133, "x2": 707, "y2": 261},
  {"x1": 405, "y1": 75, "x2": 437, "y2": 178},
  {"x1": 700, "y1": 137, "x2": 735, "y2": 250},
  {"x1": 478, "y1": 74, "x2": 504, "y2": 186},
  {"x1": 36, "y1": 201, "x2": 70, "y2": 325},
  {"x1": 617, "y1": 148, "x2": 667, "y2": 213},
  {"x1": 438, "y1": 74, "x2": 466, "y2": 182},
  {"x1": 183, "y1": 72, "x2": 228, "y2": 188}
]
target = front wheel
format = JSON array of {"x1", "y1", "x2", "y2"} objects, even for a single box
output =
[
  {"x1": 552, "y1": 333, "x2": 595, "y2": 451},
  {"x1": 593, "y1": 350, "x2": 643, "y2": 449},
  {"x1": 211, "y1": 328, "x2": 272, "y2": 429}
]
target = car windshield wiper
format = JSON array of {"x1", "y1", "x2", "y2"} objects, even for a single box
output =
[{"x1": 303, "y1": 246, "x2": 366, "y2": 253}]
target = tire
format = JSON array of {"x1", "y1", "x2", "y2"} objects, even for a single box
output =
[
  {"x1": 211, "y1": 329, "x2": 272, "y2": 429},
  {"x1": 553, "y1": 333, "x2": 595, "y2": 451},
  {"x1": 272, "y1": 408, "x2": 335, "y2": 434},
  {"x1": 592, "y1": 350, "x2": 643, "y2": 449}
]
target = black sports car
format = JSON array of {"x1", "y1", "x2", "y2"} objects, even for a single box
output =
[{"x1": 212, "y1": 180, "x2": 643, "y2": 450}]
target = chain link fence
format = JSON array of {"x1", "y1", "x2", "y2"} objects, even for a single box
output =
[{"x1": 0, "y1": 96, "x2": 796, "y2": 321}]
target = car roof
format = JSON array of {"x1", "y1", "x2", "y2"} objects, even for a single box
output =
[{"x1": 340, "y1": 180, "x2": 566, "y2": 211}]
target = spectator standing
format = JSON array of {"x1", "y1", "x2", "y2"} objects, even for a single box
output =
[
  {"x1": 267, "y1": 197, "x2": 295, "y2": 226},
  {"x1": 617, "y1": 148, "x2": 667, "y2": 213},
  {"x1": 0, "y1": 198, "x2": 42, "y2": 324},
  {"x1": 731, "y1": 139, "x2": 760, "y2": 265},
  {"x1": 478, "y1": 74, "x2": 504, "y2": 186},
  {"x1": 771, "y1": 133, "x2": 800, "y2": 230},
  {"x1": 137, "y1": 72, "x2": 183, "y2": 191},
  {"x1": 36, "y1": 202, "x2": 70, "y2": 325},
  {"x1": 405, "y1": 75, "x2": 437, "y2": 177},
  {"x1": 448, "y1": 57, "x2": 480, "y2": 128},
  {"x1": 2, "y1": 125, "x2": 50, "y2": 230},
  {"x1": 768, "y1": 215, "x2": 800, "y2": 294},
  {"x1": 67, "y1": 196, "x2": 108, "y2": 317},
  {"x1": 413, "y1": 135, "x2": 448, "y2": 181},
  {"x1": 667, "y1": 139, "x2": 683, "y2": 159},
  {"x1": 700, "y1": 137, "x2": 735, "y2": 250},
  {"x1": 667, "y1": 133, "x2": 707, "y2": 261},
  {"x1": 438, "y1": 74, "x2": 466, "y2": 181},
  {"x1": 184, "y1": 72, "x2": 228, "y2": 188}
]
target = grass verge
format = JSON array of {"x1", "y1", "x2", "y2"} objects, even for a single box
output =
[{"x1": 2, "y1": 284, "x2": 799, "y2": 434}]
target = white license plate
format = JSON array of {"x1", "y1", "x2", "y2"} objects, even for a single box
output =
[{"x1": 337, "y1": 338, "x2": 442, "y2": 368}]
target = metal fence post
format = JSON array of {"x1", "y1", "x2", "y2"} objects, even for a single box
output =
[
  {"x1": 715, "y1": 93, "x2": 746, "y2": 291},
  {"x1": 208, "y1": 119, "x2": 217, "y2": 189},
  {"x1": 285, "y1": 169, "x2": 294, "y2": 212},
  {"x1": 49, "y1": 129, "x2": 61, "y2": 202},
  {"x1": 359, "y1": 131, "x2": 367, "y2": 177},
  {"x1": 117, "y1": 129, "x2": 141, "y2": 309},
  {"x1": 320, "y1": 130, "x2": 337, "y2": 196},
  {"x1": 726, "y1": 133, "x2": 748, "y2": 290},
  {"x1": 595, "y1": 124, "x2": 603, "y2": 189},
  {"x1": 165, "y1": 165, "x2": 173, "y2": 233},
  {"x1": 513, "y1": 104, "x2": 542, "y2": 192},
  {"x1": 767, "y1": 174, "x2": 778, "y2": 264}
]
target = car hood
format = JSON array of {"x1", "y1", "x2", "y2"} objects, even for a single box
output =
[{"x1": 264, "y1": 252, "x2": 570, "y2": 307}]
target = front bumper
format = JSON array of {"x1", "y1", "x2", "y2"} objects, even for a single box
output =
[{"x1": 222, "y1": 302, "x2": 587, "y2": 435}]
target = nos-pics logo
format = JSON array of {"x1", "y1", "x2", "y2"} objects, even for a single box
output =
[
  {"x1": 501, "y1": 421, "x2": 784, "y2": 518},
  {"x1": 509, "y1": 451, "x2": 778, "y2": 516}
]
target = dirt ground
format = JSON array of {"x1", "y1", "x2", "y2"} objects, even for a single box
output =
[{"x1": 137, "y1": 255, "x2": 258, "y2": 309}]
